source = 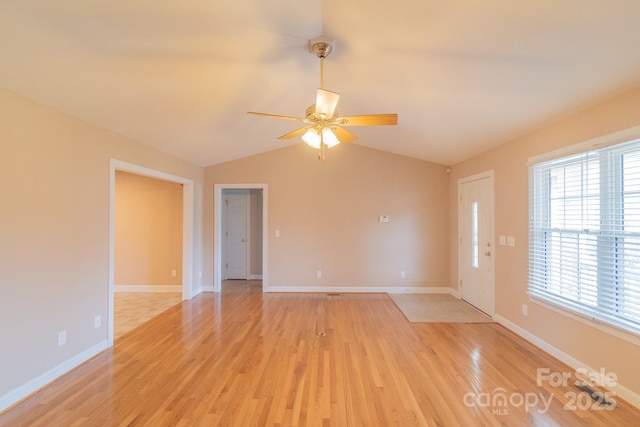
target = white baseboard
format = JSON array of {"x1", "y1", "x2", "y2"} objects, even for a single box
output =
[
  {"x1": 0, "y1": 340, "x2": 108, "y2": 413},
  {"x1": 387, "y1": 286, "x2": 453, "y2": 294},
  {"x1": 202, "y1": 284, "x2": 455, "y2": 295},
  {"x1": 495, "y1": 314, "x2": 640, "y2": 410},
  {"x1": 248, "y1": 274, "x2": 263, "y2": 280},
  {"x1": 450, "y1": 288, "x2": 460, "y2": 299},
  {"x1": 266, "y1": 286, "x2": 452, "y2": 294},
  {"x1": 114, "y1": 285, "x2": 182, "y2": 293}
]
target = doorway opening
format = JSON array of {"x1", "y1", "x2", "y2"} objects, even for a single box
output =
[
  {"x1": 214, "y1": 184, "x2": 268, "y2": 292},
  {"x1": 108, "y1": 159, "x2": 194, "y2": 346}
]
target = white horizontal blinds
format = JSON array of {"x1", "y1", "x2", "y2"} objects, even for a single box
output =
[
  {"x1": 606, "y1": 145, "x2": 640, "y2": 331},
  {"x1": 529, "y1": 139, "x2": 640, "y2": 335}
]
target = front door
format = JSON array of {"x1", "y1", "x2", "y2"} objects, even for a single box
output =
[{"x1": 459, "y1": 172, "x2": 495, "y2": 316}]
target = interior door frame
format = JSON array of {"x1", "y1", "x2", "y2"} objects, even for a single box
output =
[
  {"x1": 214, "y1": 184, "x2": 268, "y2": 292},
  {"x1": 457, "y1": 170, "x2": 495, "y2": 316},
  {"x1": 109, "y1": 159, "x2": 194, "y2": 347}
]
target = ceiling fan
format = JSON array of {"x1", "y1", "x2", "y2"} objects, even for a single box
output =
[{"x1": 247, "y1": 36, "x2": 398, "y2": 160}]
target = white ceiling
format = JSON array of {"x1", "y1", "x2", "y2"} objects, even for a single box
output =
[{"x1": 2, "y1": 1, "x2": 640, "y2": 167}]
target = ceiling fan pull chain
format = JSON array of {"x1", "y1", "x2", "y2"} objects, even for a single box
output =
[{"x1": 319, "y1": 131, "x2": 326, "y2": 161}]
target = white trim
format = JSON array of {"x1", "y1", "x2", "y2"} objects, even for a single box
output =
[
  {"x1": 266, "y1": 286, "x2": 452, "y2": 294},
  {"x1": 245, "y1": 192, "x2": 251, "y2": 280},
  {"x1": 248, "y1": 274, "x2": 263, "y2": 280},
  {"x1": 495, "y1": 314, "x2": 640, "y2": 409},
  {"x1": 109, "y1": 159, "x2": 195, "y2": 347},
  {"x1": 114, "y1": 285, "x2": 182, "y2": 293},
  {"x1": 214, "y1": 184, "x2": 268, "y2": 293},
  {"x1": 387, "y1": 286, "x2": 453, "y2": 294},
  {"x1": 528, "y1": 124, "x2": 640, "y2": 165},
  {"x1": 0, "y1": 340, "x2": 108, "y2": 413},
  {"x1": 201, "y1": 285, "x2": 216, "y2": 292}
]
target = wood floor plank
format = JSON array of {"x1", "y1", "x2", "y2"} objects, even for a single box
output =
[{"x1": 1, "y1": 282, "x2": 639, "y2": 426}]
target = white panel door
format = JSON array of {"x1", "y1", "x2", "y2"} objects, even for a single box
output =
[
  {"x1": 225, "y1": 190, "x2": 249, "y2": 280},
  {"x1": 459, "y1": 173, "x2": 495, "y2": 316}
]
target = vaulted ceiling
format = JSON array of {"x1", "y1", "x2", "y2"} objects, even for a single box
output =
[{"x1": 2, "y1": 1, "x2": 640, "y2": 166}]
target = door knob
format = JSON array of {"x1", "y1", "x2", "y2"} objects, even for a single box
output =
[
  {"x1": 241, "y1": 238, "x2": 246, "y2": 242},
  {"x1": 484, "y1": 250, "x2": 491, "y2": 256}
]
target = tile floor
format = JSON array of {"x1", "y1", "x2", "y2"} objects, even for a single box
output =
[{"x1": 113, "y1": 292, "x2": 182, "y2": 340}]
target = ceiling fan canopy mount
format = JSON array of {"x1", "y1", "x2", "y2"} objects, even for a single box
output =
[{"x1": 308, "y1": 36, "x2": 334, "y2": 59}]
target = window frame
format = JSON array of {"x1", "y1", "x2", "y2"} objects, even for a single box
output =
[{"x1": 528, "y1": 125, "x2": 640, "y2": 346}]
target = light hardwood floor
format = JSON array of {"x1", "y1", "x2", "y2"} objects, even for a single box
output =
[{"x1": 1, "y1": 281, "x2": 639, "y2": 426}]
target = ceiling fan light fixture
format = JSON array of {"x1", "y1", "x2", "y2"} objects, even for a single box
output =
[
  {"x1": 302, "y1": 127, "x2": 341, "y2": 149},
  {"x1": 302, "y1": 128, "x2": 321, "y2": 149},
  {"x1": 321, "y1": 127, "x2": 340, "y2": 148}
]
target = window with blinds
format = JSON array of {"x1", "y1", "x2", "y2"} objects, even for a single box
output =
[{"x1": 529, "y1": 138, "x2": 640, "y2": 336}]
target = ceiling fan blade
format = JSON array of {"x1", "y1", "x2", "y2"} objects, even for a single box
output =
[
  {"x1": 332, "y1": 126, "x2": 359, "y2": 143},
  {"x1": 339, "y1": 114, "x2": 398, "y2": 126},
  {"x1": 278, "y1": 127, "x2": 310, "y2": 139},
  {"x1": 316, "y1": 89, "x2": 340, "y2": 117},
  {"x1": 247, "y1": 112, "x2": 304, "y2": 121}
]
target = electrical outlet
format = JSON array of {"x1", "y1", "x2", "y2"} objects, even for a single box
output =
[
  {"x1": 522, "y1": 304, "x2": 528, "y2": 316},
  {"x1": 316, "y1": 270, "x2": 322, "y2": 279},
  {"x1": 58, "y1": 330, "x2": 67, "y2": 347},
  {"x1": 94, "y1": 315, "x2": 101, "y2": 328},
  {"x1": 171, "y1": 269, "x2": 177, "y2": 277},
  {"x1": 400, "y1": 271, "x2": 406, "y2": 279}
]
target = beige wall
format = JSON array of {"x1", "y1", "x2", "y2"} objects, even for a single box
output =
[
  {"x1": 449, "y1": 86, "x2": 640, "y2": 401},
  {"x1": 115, "y1": 171, "x2": 183, "y2": 287},
  {"x1": 204, "y1": 142, "x2": 450, "y2": 289},
  {"x1": 0, "y1": 87, "x2": 203, "y2": 402}
]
